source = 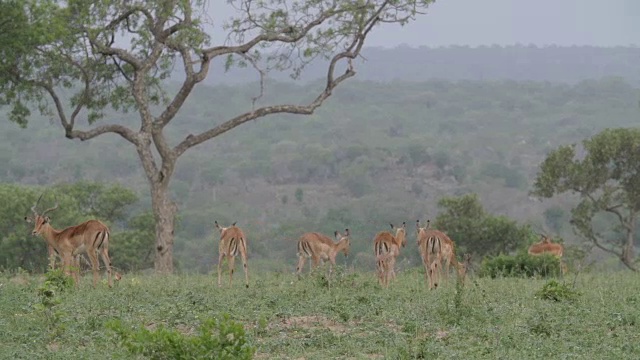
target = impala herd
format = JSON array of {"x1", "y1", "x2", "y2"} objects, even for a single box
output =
[{"x1": 24, "y1": 193, "x2": 567, "y2": 289}]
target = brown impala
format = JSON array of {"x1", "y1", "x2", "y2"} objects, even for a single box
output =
[
  {"x1": 215, "y1": 221, "x2": 249, "y2": 288},
  {"x1": 416, "y1": 219, "x2": 468, "y2": 289},
  {"x1": 24, "y1": 194, "x2": 114, "y2": 288},
  {"x1": 528, "y1": 234, "x2": 567, "y2": 274},
  {"x1": 374, "y1": 222, "x2": 407, "y2": 288},
  {"x1": 295, "y1": 229, "x2": 350, "y2": 277}
]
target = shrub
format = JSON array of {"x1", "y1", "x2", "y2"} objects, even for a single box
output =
[
  {"x1": 479, "y1": 253, "x2": 562, "y2": 278},
  {"x1": 108, "y1": 315, "x2": 255, "y2": 360},
  {"x1": 535, "y1": 280, "x2": 580, "y2": 302}
]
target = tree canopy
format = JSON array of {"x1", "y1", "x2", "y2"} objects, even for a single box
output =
[
  {"x1": 532, "y1": 127, "x2": 640, "y2": 271},
  {"x1": 0, "y1": 0, "x2": 436, "y2": 274}
]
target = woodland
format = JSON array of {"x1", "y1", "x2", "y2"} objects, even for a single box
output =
[{"x1": 1, "y1": 44, "x2": 639, "y2": 274}]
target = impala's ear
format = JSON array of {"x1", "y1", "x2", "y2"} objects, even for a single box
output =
[
  {"x1": 416, "y1": 220, "x2": 420, "y2": 229},
  {"x1": 334, "y1": 230, "x2": 339, "y2": 238},
  {"x1": 232, "y1": 222, "x2": 237, "y2": 226},
  {"x1": 402, "y1": 221, "x2": 406, "y2": 228},
  {"x1": 44, "y1": 216, "x2": 50, "y2": 223},
  {"x1": 389, "y1": 223, "x2": 394, "y2": 229},
  {"x1": 214, "y1": 220, "x2": 220, "y2": 229},
  {"x1": 24, "y1": 216, "x2": 32, "y2": 223},
  {"x1": 345, "y1": 228, "x2": 350, "y2": 237}
]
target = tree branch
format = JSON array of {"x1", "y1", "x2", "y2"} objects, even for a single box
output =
[
  {"x1": 65, "y1": 124, "x2": 139, "y2": 144},
  {"x1": 201, "y1": 5, "x2": 344, "y2": 59},
  {"x1": 174, "y1": 63, "x2": 355, "y2": 157},
  {"x1": 173, "y1": 2, "x2": 387, "y2": 157}
]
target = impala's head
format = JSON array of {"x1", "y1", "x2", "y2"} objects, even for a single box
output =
[
  {"x1": 390, "y1": 222, "x2": 407, "y2": 247},
  {"x1": 334, "y1": 228, "x2": 351, "y2": 256},
  {"x1": 214, "y1": 221, "x2": 237, "y2": 235},
  {"x1": 23, "y1": 193, "x2": 59, "y2": 236},
  {"x1": 416, "y1": 219, "x2": 431, "y2": 244}
]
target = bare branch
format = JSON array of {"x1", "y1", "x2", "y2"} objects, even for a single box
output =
[
  {"x1": 105, "y1": 6, "x2": 154, "y2": 32},
  {"x1": 174, "y1": 59, "x2": 355, "y2": 156},
  {"x1": 238, "y1": 52, "x2": 266, "y2": 109},
  {"x1": 65, "y1": 124, "x2": 139, "y2": 145},
  {"x1": 174, "y1": 1, "x2": 390, "y2": 157},
  {"x1": 202, "y1": 6, "x2": 342, "y2": 59}
]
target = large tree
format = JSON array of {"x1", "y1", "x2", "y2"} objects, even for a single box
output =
[
  {"x1": 0, "y1": 0, "x2": 435, "y2": 273},
  {"x1": 532, "y1": 128, "x2": 640, "y2": 271}
]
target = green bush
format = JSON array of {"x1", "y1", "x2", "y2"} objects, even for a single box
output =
[
  {"x1": 108, "y1": 315, "x2": 255, "y2": 360},
  {"x1": 479, "y1": 253, "x2": 562, "y2": 278},
  {"x1": 535, "y1": 280, "x2": 580, "y2": 302}
]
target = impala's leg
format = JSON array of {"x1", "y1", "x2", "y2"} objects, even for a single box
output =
[
  {"x1": 72, "y1": 255, "x2": 81, "y2": 285},
  {"x1": 217, "y1": 253, "x2": 225, "y2": 287},
  {"x1": 62, "y1": 253, "x2": 76, "y2": 288},
  {"x1": 228, "y1": 255, "x2": 236, "y2": 286},
  {"x1": 47, "y1": 246, "x2": 57, "y2": 271},
  {"x1": 444, "y1": 256, "x2": 451, "y2": 280},
  {"x1": 385, "y1": 254, "x2": 395, "y2": 284},
  {"x1": 423, "y1": 256, "x2": 430, "y2": 285},
  {"x1": 87, "y1": 249, "x2": 101, "y2": 288},
  {"x1": 241, "y1": 250, "x2": 249, "y2": 288},
  {"x1": 311, "y1": 255, "x2": 320, "y2": 273},
  {"x1": 328, "y1": 256, "x2": 337, "y2": 276},
  {"x1": 295, "y1": 255, "x2": 306, "y2": 278},
  {"x1": 99, "y1": 245, "x2": 113, "y2": 288},
  {"x1": 430, "y1": 260, "x2": 440, "y2": 290}
]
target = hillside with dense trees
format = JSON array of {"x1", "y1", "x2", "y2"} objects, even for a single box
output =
[
  {"x1": 204, "y1": 45, "x2": 640, "y2": 86},
  {"x1": 2, "y1": 67, "x2": 638, "y2": 272}
]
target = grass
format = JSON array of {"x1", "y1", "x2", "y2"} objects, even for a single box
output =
[{"x1": 0, "y1": 267, "x2": 639, "y2": 359}]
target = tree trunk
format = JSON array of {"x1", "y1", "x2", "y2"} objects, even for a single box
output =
[
  {"x1": 621, "y1": 217, "x2": 637, "y2": 272},
  {"x1": 151, "y1": 183, "x2": 177, "y2": 274}
]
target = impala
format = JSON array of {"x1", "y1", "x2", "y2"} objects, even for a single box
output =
[
  {"x1": 295, "y1": 229, "x2": 350, "y2": 278},
  {"x1": 373, "y1": 222, "x2": 407, "y2": 287},
  {"x1": 528, "y1": 234, "x2": 564, "y2": 257},
  {"x1": 416, "y1": 219, "x2": 466, "y2": 289},
  {"x1": 24, "y1": 194, "x2": 114, "y2": 288},
  {"x1": 215, "y1": 221, "x2": 249, "y2": 288},
  {"x1": 528, "y1": 234, "x2": 567, "y2": 274}
]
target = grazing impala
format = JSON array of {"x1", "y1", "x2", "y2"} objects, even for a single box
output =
[
  {"x1": 374, "y1": 222, "x2": 407, "y2": 287},
  {"x1": 215, "y1": 221, "x2": 249, "y2": 288},
  {"x1": 24, "y1": 194, "x2": 113, "y2": 288},
  {"x1": 295, "y1": 229, "x2": 350, "y2": 278},
  {"x1": 416, "y1": 220, "x2": 466, "y2": 289},
  {"x1": 528, "y1": 234, "x2": 567, "y2": 274}
]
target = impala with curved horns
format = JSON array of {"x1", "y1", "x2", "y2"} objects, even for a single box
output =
[
  {"x1": 295, "y1": 229, "x2": 350, "y2": 278},
  {"x1": 24, "y1": 193, "x2": 114, "y2": 288},
  {"x1": 215, "y1": 221, "x2": 249, "y2": 288},
  {"x1": 374, "y1": 222, "x2": 407, "y2": 288}
]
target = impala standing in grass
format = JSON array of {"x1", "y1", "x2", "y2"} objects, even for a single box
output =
[
  {"x1": 215, "y1": 221, "x2": 250, "y2": 288},
  {"x1": 374, "y1": 222, "x2": 407, "y2": 288},
  {"x1": 295, "y1": 229, "x2": 351, "y2": 278},
  {"x1": 416, "y1": 220, "x2": 468, "y2": 289},
  {"x1": 24, "y1": 194, "x2": 114, "y2": 288}
]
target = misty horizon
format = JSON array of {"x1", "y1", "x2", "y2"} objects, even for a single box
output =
[{"x1": 210, "y1": 0, "x2": 640, "y2": 48}]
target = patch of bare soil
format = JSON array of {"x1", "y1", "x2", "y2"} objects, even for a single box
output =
[{"x1": 271, "y1": 315, "x2": 349, "y2": 334}]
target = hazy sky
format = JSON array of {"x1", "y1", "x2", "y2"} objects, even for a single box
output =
[
  {"x1": 214, "y1": 0, "x2": 640, "y2": 48},
  {"x1": 367, "y1": 0, "x2": 640, "y2": 47}
]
